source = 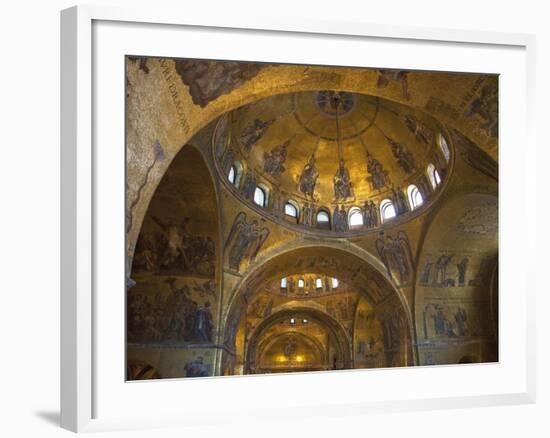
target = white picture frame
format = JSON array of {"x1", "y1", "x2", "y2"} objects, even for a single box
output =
[{"x1": 60, "y1": 5, "x2": 536, "y2": 433}]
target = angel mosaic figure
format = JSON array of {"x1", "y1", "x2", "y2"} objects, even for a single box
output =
[
  {"x1": 466, "y1": 83, "x2": 498, "y2": 138},
  {"x1": 376, "y1": 231, "x2": 413, "y2": 285},
  {"x1": 225, "y1": 212, "x2": 269, "y2": 271},
  {"x1": 376, "y1": 69, "x2": 410, "y2": 100}
]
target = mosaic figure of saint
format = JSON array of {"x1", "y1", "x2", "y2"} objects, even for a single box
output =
[
  {"x1": 362, "y1": 200, "x2": 379, "y2": 229},
  {"x1": 299, "y1": 155, "x2": 319, "y2": 199},
  {"x1": 240, "y1": 118, "x2": 274, "y2": 152},
  {"x1": 301, "y1": 202, "x2": 314, "y2": 226},
  {"x1": 333, "y1": 205, "x2": 348, "y2": 232},
  {"x1": 333, "y1": 160, "x2": 353, "y2": 200},
  {"x1": 366, "y1": 155, "x2": 389, "y2": 191},
  {"x1": 192, "y1": 302, "x2": 214, "y2": 342},
  {"x1": 388, "y1": 137, "x2": 416, "y2": 174},
  {"x1": 263, "y1": 139, "x2": 290, "y2": 177},
  {"x1": 433, "y1": 255, "x2": 454, "y2": 287},
  {"x1": 184, "y1": 356, "x2": 209, "y2": 378},
  {"x1": 241, "y1": 170, "x2": 257, "y2": 200},
  {"x1": 404, "y1": 115, "x2": 433, "y2": 146},
  {"x1": 392, "y1": 187, "x2": 408, "y2": 215},
  {"x1": 456, "y1": 257, "x2": 469, "y2": 286}
]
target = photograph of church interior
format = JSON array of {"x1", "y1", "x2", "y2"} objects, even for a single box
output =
[{"x1": 126, "y1": 56, "x2": 498, "y2": 380}]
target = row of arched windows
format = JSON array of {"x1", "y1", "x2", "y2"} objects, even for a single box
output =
[
  {"x1": 227, "y1": 159, "x2": 444, "y2": 228},
  {"x1": 228, "y1": 161, "x2": 270, "y2": 208},
  {"x1": 281, "y1": 183, "x2": 425, "y2": 227},
  {"x1": 280, "y1": 277, "x2": 339, "y2": 290}
]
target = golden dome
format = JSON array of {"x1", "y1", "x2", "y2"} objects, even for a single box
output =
[{"x1": 214, "y1": 90, "x2": 451, "y2": 234}]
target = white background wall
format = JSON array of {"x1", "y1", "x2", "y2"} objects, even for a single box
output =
[{"x1": 0, "y1": 0, "x2": 546, "y2": 436}]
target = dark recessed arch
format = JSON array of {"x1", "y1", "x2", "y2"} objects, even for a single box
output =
[
  {"x1": 254, "y1": 331, "x2": 328, "y2": 373},
  {"x1": 245, "y1": 306, "x2": 352, "y2": 373}
]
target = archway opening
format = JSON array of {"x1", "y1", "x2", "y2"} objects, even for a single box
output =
[
  {"x1": 246, "y1": 309, "x2": 350, "y2": 374},
  {"x1": 221, "y1": 245, "x2": 414, "y2": 376},
  {"x1": 127, "y1": 145, "x2": 222, "y2": 379}
]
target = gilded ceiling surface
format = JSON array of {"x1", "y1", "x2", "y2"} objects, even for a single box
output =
[
  {"x1": 229, "y1": 91, "x2": 446, "y2": 206},
  {"x1": 126, "y1": 57, "x2": 498, "y2": 257},
  {"x1": 126, "y1": 56, "x2": 498, "y2": 379}
]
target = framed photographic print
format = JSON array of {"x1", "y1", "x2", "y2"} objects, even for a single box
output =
[{"x1": 61, "y1": 5, "x2": 536, "y2": 433}]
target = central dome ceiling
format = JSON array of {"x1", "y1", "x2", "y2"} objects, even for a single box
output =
[{"x1": 214, "y1": 90, "x2": 451, "y2": 233}]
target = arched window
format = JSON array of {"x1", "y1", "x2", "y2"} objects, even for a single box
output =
[
  {"x1": 407, "y1": 184, "x2": 424, "y2": 210},
  {"x1": 253, "y1": 185, "x2": 269, "y2": 208},
  {"x1": 438, "y1": 133, "x2": 450, "y2": 163},
  {"x1": 284, "y1": 200, "x2": 299, "y2": 220},
  {"x1": 316, "y1": 278, "x2": 323, "y2": 289},
  {"x1": 228, "y1": 165, "x2": 236, "y2": 184},
  {"x1": 380, "y1": 199, "x2": 396, "y2": 222},
  {"x1": 228, "y1": 161, "x2": 243, "y2": 188},
  {"x1": 280, "y1": 277, "x2": 288, "y2": 288},
  {"x1": 331, "y1": 278, "x2": 339, "y2": 289},
  {"x1": 434, "y1": 169, "x2": 441, "y2": 185},
  {"x1": 316, "y1": 209, "x2": 331, "y2": 229},
  {"x1": 427, "y1": 163, "x2": 442, "y2": 190},
  {"x1": 298, "y1": 279, "x2": 305, "y2": 288},
  {"x1": 348, "y1": 207, "x2": 363, "y2": 228}
]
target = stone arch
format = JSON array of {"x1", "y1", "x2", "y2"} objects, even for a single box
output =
[
  {"x1": 224, "y1": 241, "x2": 413, "y2": 330},
  {"x1": 221, "y1": 242, "x2": 416, "y2": 371}
]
